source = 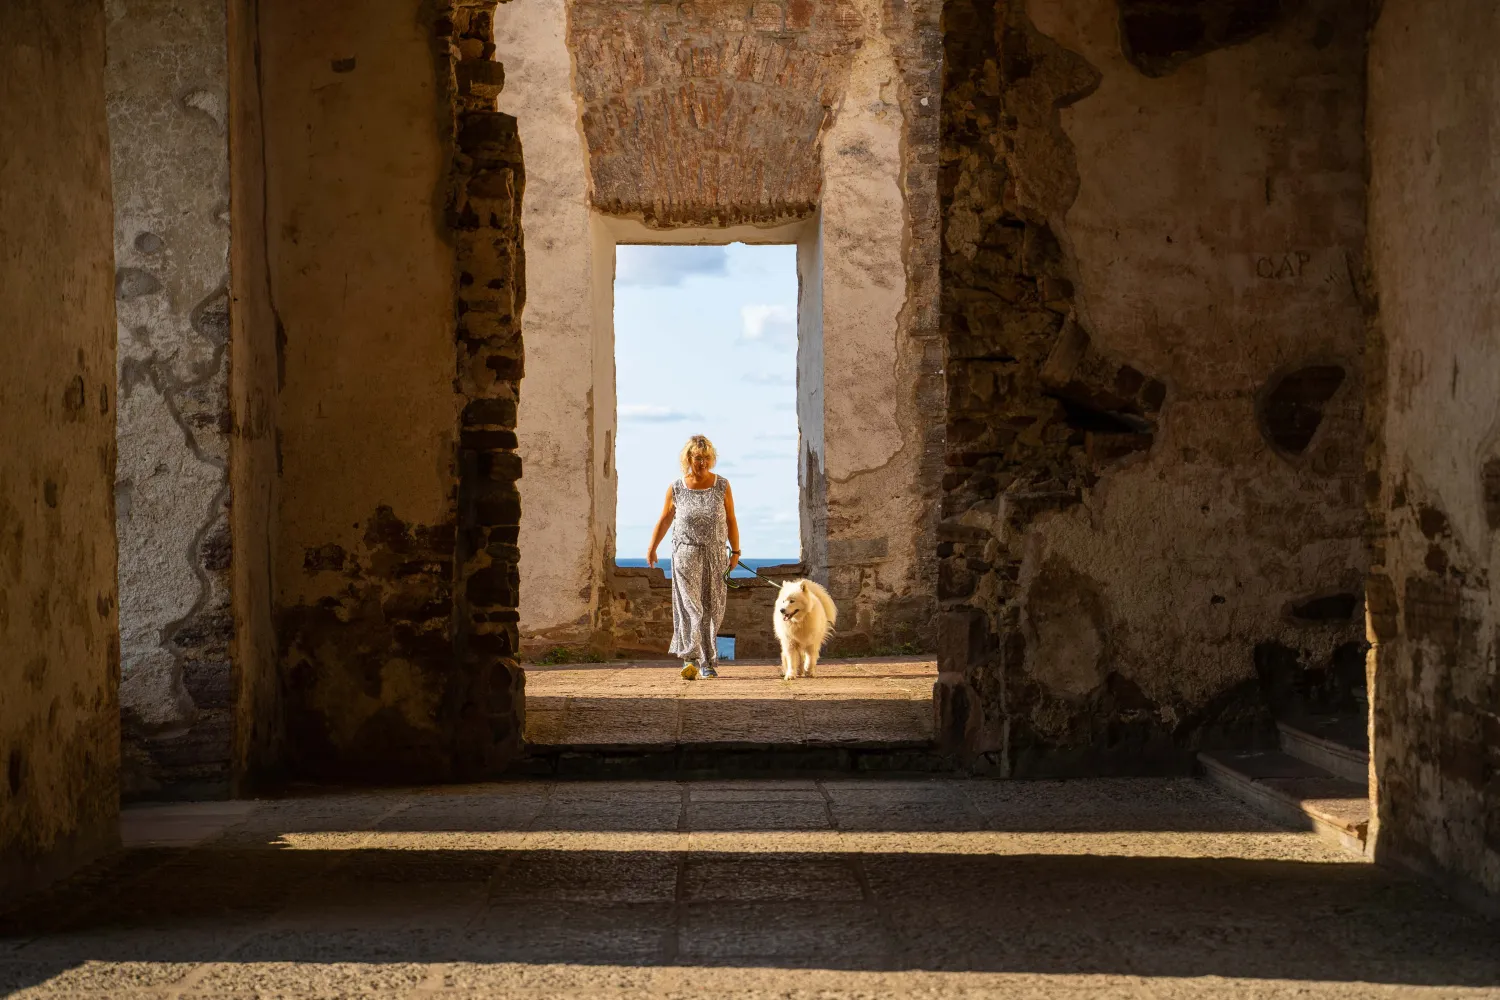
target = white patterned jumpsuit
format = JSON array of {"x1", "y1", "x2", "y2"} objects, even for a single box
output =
[{"x1": 668, "y1": 475, "x2": 729, "y2": 668}]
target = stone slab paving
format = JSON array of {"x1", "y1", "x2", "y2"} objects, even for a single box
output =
[
  {"x1": 523, "y1": 658, "x2": 937, "y2": 747},
  {"x1": 3, "y1": 778, "x2": 1499, "y2": 999}
]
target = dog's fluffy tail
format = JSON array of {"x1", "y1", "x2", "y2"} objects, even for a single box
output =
[{"x1": 802, "y1": 579, "x2": 838, "y2": 629}]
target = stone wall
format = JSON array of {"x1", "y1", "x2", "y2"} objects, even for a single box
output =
[
  {"x1": 604, "y1": 564, "x2": 804, "y2": 659},
  {"x1": 495, "y1": 0, "x2": 608, "y2": 652},
  {"x1": 817, "y1": 0, "x2": 943, "y2": 655},
  {"x1": 261, "y1": 0, "x2": 525, "y2": 781},
  {"x1": 496, "y1": 0, "x2": 944, "y2": 658},
  {"x1": 1366, "y1": 0, "x2": 1500, "y2": 909},
  {"x1": 937, "y1": 0, "x2": 1369, "y2": 773},
  {"x1": 106, "y1": 0, "x2": 235, "y2": 799},
  {"x1": 0, "y1": 0, "x2": 122, "y2": 894}
]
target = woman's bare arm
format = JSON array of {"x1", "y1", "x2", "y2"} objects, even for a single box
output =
[
  {"x1": 647, "y1": 485, "x2": 674, "y2": 567},
  {"x1": 723, "y1": 480, "x2": 741, "y2": 571}
]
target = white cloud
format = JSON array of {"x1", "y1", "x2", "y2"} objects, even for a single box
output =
[
  {"x1": 616, "y1": 245, "x2": 729, "y2": 287},
  {"x1": 619, "y1": 404, "x2": 701, "y2": 423},
  {"x1": 741, "y1": 304, "x2": 796, "y2": 342}
]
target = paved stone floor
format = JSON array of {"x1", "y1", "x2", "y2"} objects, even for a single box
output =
[
  {"x1": 523, "y1": 658, "x2": 936, "y2": 747},
  {"x1": 3, "y1": 778, "x2": 1499, "y2": 999}
]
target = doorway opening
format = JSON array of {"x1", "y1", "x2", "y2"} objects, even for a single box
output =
[
  {"x1": 519, "y1": 230, "x2": 937, "y2": 763},
  {"x1": 612, "y1": 242, "x2": 801, "y2": 594}
]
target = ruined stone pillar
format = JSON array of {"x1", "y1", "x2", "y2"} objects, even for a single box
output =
[{"x1": 445, "y1": 0, "x2": 528, "y2": 772}]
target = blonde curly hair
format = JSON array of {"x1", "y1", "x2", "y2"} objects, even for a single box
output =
[{"x1": 679, "y1": 434, "x2": 717, "y2": 476}]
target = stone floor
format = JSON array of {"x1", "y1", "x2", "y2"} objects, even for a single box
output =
[
  {"x1": 523, "y1": 658, "x2": 936, "y2": 747},
  {"x1": 4, "y1": 779, "x2": 1499, "y2": 998}
]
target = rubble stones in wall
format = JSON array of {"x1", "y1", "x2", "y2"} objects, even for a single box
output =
[
  {"x1": 444, "y1": 1, "x2": 528, "y2": 773},
  {"x1": 940, "y1": 0, "x2": 1244, "y2": 772},
  {"x1": 939, "y1": 0, "x2": 1369, "y2": 774},
  {"x1": 601, "y1": 564, "x2": 805, "y2": 660}
]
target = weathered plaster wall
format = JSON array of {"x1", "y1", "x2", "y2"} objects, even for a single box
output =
[
  {"x1": 106, "y1": 0, "x2": 235, "y2": 799},
  {"x1": 0, "y1": 0, "x2": 122, "y2": 894},
  {"x1": 495, "y1": 0, "x2": 602, "y2": 649},
  {"x1": 261, "y1": 0, "x2": 526, "y2": 780},
  {"x1": 797, "y1": 219, "x2": 828, "y2": 578},
  {"x1": 1366, "y1": 0, "x2": 1500, "y2": 908},
  {"x1": 498, "y1": 0, "x2": 943, "y2": 657},
  {"x1": 938, "y1": 0, "x2": 1368, "y2": 773},
  {"x1": 228, "y1": 0, "x2": 283, "y2": 789},
  {"x1": 818, "y1": 0, "x2": 943, "y2": 654}
]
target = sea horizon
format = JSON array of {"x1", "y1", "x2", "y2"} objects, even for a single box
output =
[{"x1": 616, "y1": 556, "x2": 799, "y2": 579}]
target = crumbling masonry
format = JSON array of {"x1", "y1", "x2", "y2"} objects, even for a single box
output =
[{"x1": 1, "y1": 0, "x2": 1497, "y2": 915}]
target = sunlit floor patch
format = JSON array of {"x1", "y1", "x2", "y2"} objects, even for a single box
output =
[
  {"x1": 522, "y1": 657, "x2": 937, "y2": 747},
  {"x1": 3, "y1": 779, "x2": 1497, "y2": 999}
]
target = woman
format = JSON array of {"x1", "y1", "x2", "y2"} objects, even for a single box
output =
[{"x1": 647, "y1": 434, "x2": 741, "y2": 679}]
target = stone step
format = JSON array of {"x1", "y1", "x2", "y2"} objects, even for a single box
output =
[
  {"x1": 1277, "y1": 714, "x2": 1369, "y2": 785},
  {"x1": 1198, "y1": 749, "x2": 1369, "y2": 856},
  {"x1": 514, "y1": 744, "x2": 952, "y2": 780}
]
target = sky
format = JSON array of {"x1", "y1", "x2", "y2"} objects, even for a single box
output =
[{"x1": 614, "y1": 243, "x2": 800, "y2": 561}]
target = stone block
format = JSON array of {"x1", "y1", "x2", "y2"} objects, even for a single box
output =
[{"x1": 458, "y1": 58, "x2": 505, "y2": 99}]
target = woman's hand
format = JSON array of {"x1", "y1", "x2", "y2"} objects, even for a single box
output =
[
  {"x1": 647, "y1": 548, "x2": 658, "y2": 568},
  {"x1": 726, "y1": 548, "x2": 738, "y2": 572}
]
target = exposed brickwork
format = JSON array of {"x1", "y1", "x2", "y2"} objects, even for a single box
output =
[
  {"x1": 567, "y1": 0, "x2": 866, "y2": 226},
  {"x1": 444, "y1": 0, "x2": 528, "y2": 774}
]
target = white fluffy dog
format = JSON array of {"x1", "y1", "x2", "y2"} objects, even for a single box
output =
[{"x1": 774, "y1": 579, "x2": 837, "y2": 680}]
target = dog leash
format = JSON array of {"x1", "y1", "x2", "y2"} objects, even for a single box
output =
[{"x1": 723, "y1": 563, "x2": 784, "y2": 590}]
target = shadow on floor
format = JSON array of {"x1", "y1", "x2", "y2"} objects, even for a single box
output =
[
  {"x1": 3, "y1": 852, "x2": 1498, "y2": 990},
  {"x1": 2, "y1": 781, "x2": 1497, "y2": 996}
]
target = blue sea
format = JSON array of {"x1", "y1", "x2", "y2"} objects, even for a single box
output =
[{"x1": 615, "y1": 557, "x2": 798, "y2": 580}]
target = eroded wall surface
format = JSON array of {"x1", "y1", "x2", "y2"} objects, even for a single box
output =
[
  {"x1": 568, "y1": 0, "x2": 865, "y2": 226},
  {"x1": 1366, "y1": 0, "x2": 1500, "y2": 907},
  {"x1": 499, "y1": 0, "x2": 944, "y2": 656},
  {"x1": 0, "y1": 0, "x2": 121, "y2": 894},
  {"x1": 106, "y1": 0, "x2": 235, "y2": 798},
  {"x1": 495, "y1": 0, "x2": 603, "y2": 649},
  {"x1": 262, "y1": 0, "x2": 525, "y2": 780},
  {"x1": 819, "y1": 0, "x2": 943, "y2": 653},
  {"x1": 938, "y1": 0, "x2": 1369, "y2": 772}
]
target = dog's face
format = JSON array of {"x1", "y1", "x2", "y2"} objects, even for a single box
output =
[{"x1": 775, "y1": 583, "x2": 811, "y2": 624}]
